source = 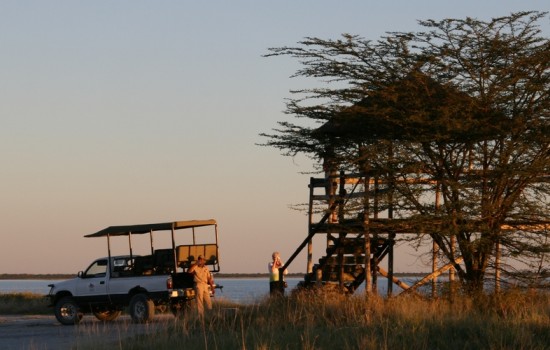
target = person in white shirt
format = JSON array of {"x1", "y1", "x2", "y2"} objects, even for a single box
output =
[{"x1": 268, "y1": 251, "x2": 288, "y2": 295}]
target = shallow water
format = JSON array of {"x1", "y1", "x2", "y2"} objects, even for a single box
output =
[{"x1": 0, "y1": 276, "x2": 422, "y2": 304}]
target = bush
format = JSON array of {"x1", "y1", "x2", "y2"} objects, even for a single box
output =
[{"x1": 0, "y1": 293, "x2": 50, "y2": 315}]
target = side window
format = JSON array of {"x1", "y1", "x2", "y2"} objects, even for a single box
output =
[
  {"x1": 112, "y1": 257, "x2": 134, "y2": 277},
  {"x1": 84, "y1": 259, "x2": 108, "y2": 278}
]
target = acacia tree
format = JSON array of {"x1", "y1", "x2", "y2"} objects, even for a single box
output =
[{"x1": 261, "y1": 11, "x2": 550, "y2": 292}]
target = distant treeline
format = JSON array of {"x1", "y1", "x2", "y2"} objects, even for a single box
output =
[
  {"x1": 1, "y1": 272, "x2": 428, "y2": 280},
  {"x1": 0, "y1": 273, "x2": 75, "y2": 280}
]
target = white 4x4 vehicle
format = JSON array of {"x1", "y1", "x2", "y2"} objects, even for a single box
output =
[{"x1": 48, "y1": 220, "x2": 220, "y2": 325}]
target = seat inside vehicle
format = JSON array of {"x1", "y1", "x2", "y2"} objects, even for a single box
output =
[{"x1": 176, "y1": 244, "x2": 218, "y2": 269}]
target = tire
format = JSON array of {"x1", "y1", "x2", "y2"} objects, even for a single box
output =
[
  {"x1": 54, "y1": 296, "x2": 83, "y2": 325},
  {"x1": 129, "y1": 293, "x2": 155, "y2": 323},
  {"x1": 93, "y1": 309, "x2": 122, "y2": 322}
]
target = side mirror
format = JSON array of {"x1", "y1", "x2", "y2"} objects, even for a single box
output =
[{"x1": 77, "y1": 271, "x2": 84, "y2": 278}]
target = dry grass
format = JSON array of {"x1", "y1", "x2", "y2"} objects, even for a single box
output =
[
  {"x1": 121, "y1": 289, "x2": 550, "y2": 350},
  {"x1": 0, "y1": 292, "x2": 50, "y2": 315},
  {"x1": 3, "y1": 290, "x2": 548, "y2": 349}
]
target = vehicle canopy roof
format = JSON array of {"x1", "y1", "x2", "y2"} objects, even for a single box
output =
[{"x1": 85, "y1": 219, "x2": 217, "y2": 238}]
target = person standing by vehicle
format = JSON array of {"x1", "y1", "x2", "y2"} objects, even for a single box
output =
[
  {"x1": 188, "y1": 255, "x2": 215, "y2": 315},
  {"x1": 268, "y1": 251, "x2": 288, "y2": 295}
]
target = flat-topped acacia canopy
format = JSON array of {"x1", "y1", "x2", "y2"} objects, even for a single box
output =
[{"x1": 85, "y1": 219, "x2": 217, "y2": 238}]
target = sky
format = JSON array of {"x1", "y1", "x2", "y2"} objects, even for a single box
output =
[{"x1": 1, "y1": 1, "x2": 549, "y2": 275}]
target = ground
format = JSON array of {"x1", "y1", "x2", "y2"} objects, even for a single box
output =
[{"x1": 0, "y1": 314, "x2": 173, "y2": 349}]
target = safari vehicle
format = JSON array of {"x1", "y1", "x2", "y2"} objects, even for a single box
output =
[{"x1": 47, "y1": 219, "x2": 220, "y2": 325}]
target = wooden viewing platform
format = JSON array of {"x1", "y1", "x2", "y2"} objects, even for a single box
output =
[{"x1": 278, "y1": 171, "x2": 549, "y2": 297}]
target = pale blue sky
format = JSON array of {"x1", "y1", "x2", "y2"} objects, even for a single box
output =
[{"x1": 1, "y1": 1, "x2": 548, "y2": 274}]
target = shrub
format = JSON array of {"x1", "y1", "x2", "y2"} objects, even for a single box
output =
[{"x1": 0, "y1": 293, "x2": 50, "y2": 315}]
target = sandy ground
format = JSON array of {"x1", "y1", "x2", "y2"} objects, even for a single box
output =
[{"x1": 0, "y1": 314, "x2": 175, "y2": 350}]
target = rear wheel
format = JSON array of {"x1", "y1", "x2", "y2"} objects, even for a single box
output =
[
  {"x1": 93, "y1": 309, "x2": 122, "y2": 322},
  {"x1": 54, "y1": 296, "x2": 83, "y2": 325},
  {"x1": 129, "y1": 293, "x2": 155, "y2": 323}
]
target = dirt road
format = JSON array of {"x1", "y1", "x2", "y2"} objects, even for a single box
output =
[{"x1": 0, "y1": 314, "x2": 174, "y2": 350}]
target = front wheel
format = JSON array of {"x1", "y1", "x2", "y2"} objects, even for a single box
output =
[
  {"x1": 54, "y1": 296, "x2": 83, "y2": 325},
  {"x1": 93, "y1": 309, "x2": 122, "y2": 322},
  {"x1": 129, "y1": 293, "x2": 155, "y2": 323}
]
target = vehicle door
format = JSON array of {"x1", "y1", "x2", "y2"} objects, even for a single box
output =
[
  {"x1": 76, "y1": 259, "x2": 109, "y2": 302},
  {"x1": 108, "y1": 257, "x2": 137, "y2": 299}
]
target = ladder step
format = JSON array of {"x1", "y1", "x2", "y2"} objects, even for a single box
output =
[
  {"x1": 313, "y1": 264, "x2": 365, "y2": 282},
  {"x1": 320, "y1": 256, "x2": 367, "y2": 265},
  {"x1": 318, "y1": 264, "x2": 365, "y2": 274},
  {"x1": 326, "y1": 239, "x2": 388, "y2": 254},
  {"x1": 327, "y1": 245, "x2": 366, "y2": 255}
]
